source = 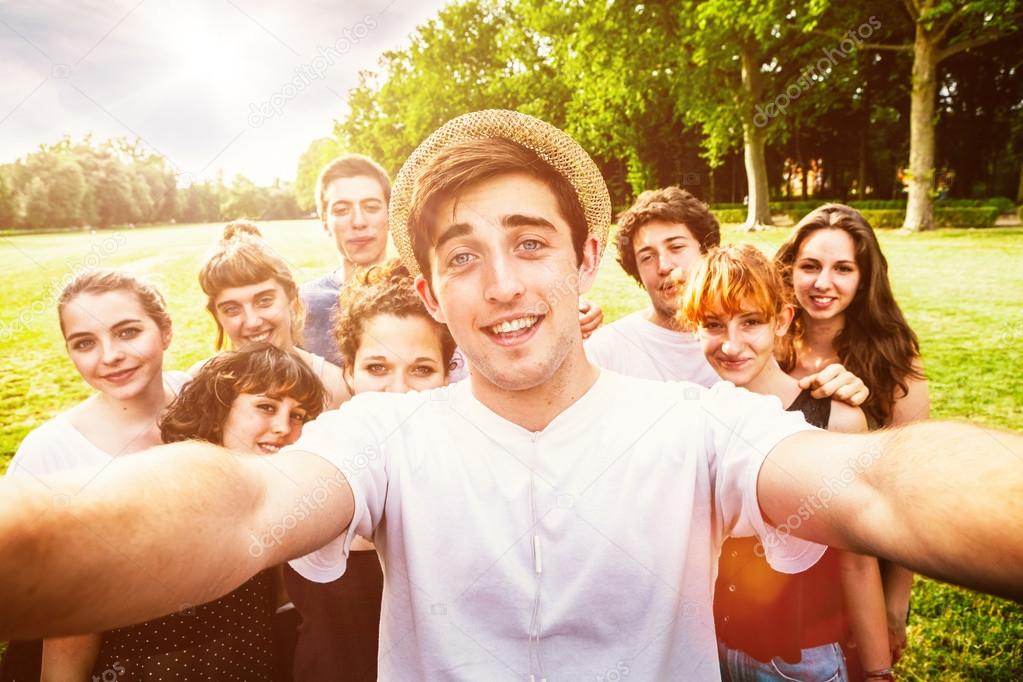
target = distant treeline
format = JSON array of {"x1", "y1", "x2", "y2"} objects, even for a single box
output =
[{"x1": 0, "y1": 137, "x2": 304, "y2": 231}]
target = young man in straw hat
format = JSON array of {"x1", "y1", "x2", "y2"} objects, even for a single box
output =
[{"x1": 1, "y1": 111, "x2": 1021, "y2": 681}]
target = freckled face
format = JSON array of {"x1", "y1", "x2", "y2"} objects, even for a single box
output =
[{"x1": 697, "y1": 308, "x2": 788, "y2": 387}]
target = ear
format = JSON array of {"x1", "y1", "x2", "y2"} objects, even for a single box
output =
[
  {"x1": 576, "y1": 235, "x2": 601, "y2": 295},
  {"x1": 775, "y1": 304, "x2": 795, "y2": 337},
  {"x1": 161, "y1": 323, "x2": 173, "y2": 351},
  {"x1": 415, "y1": 274, "x2": 446, "y2": 324}
]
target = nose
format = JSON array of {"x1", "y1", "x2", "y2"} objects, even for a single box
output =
[
  {"x1": 720, "y1": 326, "x2": 742, "y2": 356},
  {"x1": 100, "y1": 339, "x2": 125, "y2": 365},
  {"x1": 386, "y1": 374, "x2": 410, "y2": 394},
  {"x1": 242, "y1": 306, "x2": 262, "y2": 330},
  {"x1": 657, "y1": 251, "x2": 674, "y2": 275},
  {"x1": 482, "y1": 254, "x2": 525, "y2": 304},
  {"x1": 813, "y1": 270, "x2": 832, "y2": 290},
  {"x1": 270, "y1": 410, "x2": 290, "y2": 435},
  {"x1": 351, "y1": 205, "x2": 367, "y2": 229}
]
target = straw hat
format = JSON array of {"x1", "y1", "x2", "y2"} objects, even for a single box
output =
[{"x1": 388, "y1": 109, "x2": 612, "y2": 277}]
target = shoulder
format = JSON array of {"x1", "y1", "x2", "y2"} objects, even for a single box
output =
[
  {"x1": 7, "y1": 414, "x2": 83, "y2": 478},
  {"x1": 585, "y1": 313, "x2": 641, "y2": 355},
  {"x1": 827, "y1": 399, "x2": 868, "y2": 434},
  {"x1": 890, "y1": 357, "x2": 930, "y2": 426},
  {"x1": 164, "y1": 371, "x2": 191, "y2": 396}
]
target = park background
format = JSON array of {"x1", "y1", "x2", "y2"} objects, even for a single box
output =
[{"x1": 2, "y1": 0, "x2": 1022, "y2": 678}]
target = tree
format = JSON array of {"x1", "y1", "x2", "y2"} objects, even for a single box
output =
[
  {"x1": 674, "y1": 0, "x2": 836, "y2": 229},
  {"x1": 824, "y1": 0, "x2": 1021, "y2": 229}
]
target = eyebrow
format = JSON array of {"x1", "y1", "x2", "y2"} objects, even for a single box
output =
[
  {"x1": 216, "y1": 289, "x2": 276, "y2": 309},
  {"x1": 434, "y1": 214, "x2": 558, "y2": 251},
  {"x1": 65, "y1": 319, "x2": 142, "y2": 343},
  {"x1": 798, "y1": 256, "x2": 856, "y2": 265}
]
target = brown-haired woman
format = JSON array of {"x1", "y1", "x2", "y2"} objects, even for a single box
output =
[
  {"x1": 284, "y1": 258, "x2": 457, "y2": 682},
  {"x1": 3, "y1": 269, "x2": 188, "y2": 681},
  {"x1": 86, "y1": 343, "x2": 326, "y2": 681},
  {"x1": 196, "y1": 220, "x2": 350, "y2": 409},
  {"x1": 775, "y1": 204, "x2": 930, "y2": 672}
]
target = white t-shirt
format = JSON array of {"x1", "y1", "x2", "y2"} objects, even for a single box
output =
[
  {"x1": 288, "y1": 370, "x2": 823, "y2": 681},
  {"x1": 585, "y1": 311, "x2": 720, "y2": 387},
  {"x1": 6, "y1": 371, "x2": 191, "y2": 479}
]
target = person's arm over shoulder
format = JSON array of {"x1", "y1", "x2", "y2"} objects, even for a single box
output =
[{"x1": 701, "y1": 382, "x2": 825, "y2": 574}]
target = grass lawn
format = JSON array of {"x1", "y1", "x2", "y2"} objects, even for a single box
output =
[{"x1": 1, "y1": 220, "x2": 1021, "y2": 677}]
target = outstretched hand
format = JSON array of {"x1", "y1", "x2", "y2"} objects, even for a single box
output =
[
  {"x1": 578, "y1": 298, "x2": 603, "y2": 340},
  {"x1": 798, "y1": 363, "x2": 869, "y2": 406}
]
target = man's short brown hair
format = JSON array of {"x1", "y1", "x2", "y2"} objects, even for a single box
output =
[
  {"x1": 406, "y1": 138, "x2": 588, "y2": 283},
  {"x1": 315, "y1": 154, "x2": 391, "y2": 220},
  {"x1": 615, "y1": 186, "x2": 721, "y2": 285}
]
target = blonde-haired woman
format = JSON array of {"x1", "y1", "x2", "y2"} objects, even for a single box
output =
[{"x1": 195, "y1": 220, "x2": 349, "y2": 409}]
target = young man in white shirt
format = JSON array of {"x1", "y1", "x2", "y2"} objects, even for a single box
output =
[
  {"x1": 1, "y1": 111, "x2": 1021, "y2": 681},
  {"x1": 586, "y1": 186, "x2": 722, "y2": 386}
]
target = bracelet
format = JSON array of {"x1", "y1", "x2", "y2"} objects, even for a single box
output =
[{"x1": 865, "y1": 667, "x2": 896, "y2": 681}]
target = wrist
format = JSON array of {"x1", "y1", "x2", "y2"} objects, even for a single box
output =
[{"x1": 865, "y1": 666, "x2": 896, "y2": 681}]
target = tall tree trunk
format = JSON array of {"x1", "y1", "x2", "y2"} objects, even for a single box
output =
[
  {"x1": 903, "y1": 24, "x2": 938, "y2": 231},
  {"x1": 740, "y1": 47, "x2": 773, "y2": 231}
]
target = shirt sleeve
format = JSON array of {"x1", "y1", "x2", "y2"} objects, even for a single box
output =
[
  {"x1": 6, "y1": 423, "x2": 71, "y2": 480},
  {"x1": 285, "y1": 394, "x2": 394, "y2": 583},
  {"x1": 701, "y1": 381, "x2": 827, "y2": 574}
]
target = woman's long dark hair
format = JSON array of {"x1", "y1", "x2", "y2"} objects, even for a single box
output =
[{"x1": 775, "y1": 204, "x2": 924, "y2": 425}]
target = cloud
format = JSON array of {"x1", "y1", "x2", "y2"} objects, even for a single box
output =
[{"x1": 0, "y1": 0, "x2": 449, "y2": 184}]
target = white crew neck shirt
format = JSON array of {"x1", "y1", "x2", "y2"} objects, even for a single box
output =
[
  {"x1": 6, "y1": 371, "x2": 191, "y2": 479},
  {"x1": 585, "y1": 310, "x2": 720, "y2": 387},
  {"x1": 288, "y1": 370, "x2": 823, "y2": 681}
]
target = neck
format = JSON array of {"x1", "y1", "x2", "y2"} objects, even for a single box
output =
[
  {"x1": 643, "y1": 306, "x2": 679, "y2": 331},
  {"x1": 796, "y1": 314, "x2": 843, "y2": 368},
  {"x1": 744, "y1": 357, "x2": 802, "y2": 405},
  {"x1": 468, "y1": 344, "x2": 600, "y2": 433},
  {"x1": 96, "y1": 372, "x2": 169, "y2": 421}
]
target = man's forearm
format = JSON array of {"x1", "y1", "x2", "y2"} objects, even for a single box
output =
[
  {"x1": 0, "y1": 442, "x2": 272, "y2": 638},
  {"x1": 761, "y1": 422, "x2": 1023, "y2": 601}
]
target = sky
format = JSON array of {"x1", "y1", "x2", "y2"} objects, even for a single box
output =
[{"x1": 0, "y1": 0, "x2": 450, "y2": 185}]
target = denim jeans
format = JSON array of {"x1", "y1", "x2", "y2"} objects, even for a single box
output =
[{"x1": 718, "y1": 641, "x2": 849, "y2": 682}]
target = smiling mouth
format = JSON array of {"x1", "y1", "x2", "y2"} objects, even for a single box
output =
[
  {"x1": 809, "y1": 296, "x2": 836, "y2": 306},
  {"x1": 257, "y1": 442, "x2": 282, "y2": 454},
  {"x1": 483, "y1": 314, "x2": 544, "y2": 345},
  {"x1": 245, "y1": 330, "x2": 274, "y2": 343},
  {"x1": 102, "y1": 367, "x2": 139, "y2": 382},
  {"x1": 717, "y1": 357, "x2": 750, "y2": 370}
]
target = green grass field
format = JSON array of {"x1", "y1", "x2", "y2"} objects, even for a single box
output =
[{"x1": 1, "y1": 220, "x2": 1021, "y2": 677}]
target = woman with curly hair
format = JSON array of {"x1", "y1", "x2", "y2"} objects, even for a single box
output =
[
  {"x1": 284, "y1": 258, "x2": 456, "y2": 682},
  {"x1": 775, "y1": 204, "x2": 930, "y2": 672},
  {"x1": 196, "y1": 220, "x2": 349, "y2": 409},
  {"x1": 86, "y1": 343, "x2": 326, "y2": 681}
]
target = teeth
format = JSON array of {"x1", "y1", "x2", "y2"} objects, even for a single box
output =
[
  {"x1": 490, "y1": 315, "x2": 538, "y2": 335},
  {"x1": 259, "y1": 443, "x2": 280, "y2": 454},
  {"x1": 248, "y1": 332, "x2": 271, "y2": 342}
]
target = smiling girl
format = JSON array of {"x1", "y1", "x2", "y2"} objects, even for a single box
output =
[
  {"x1": 197, "y1": 221, "x2": 349, "y2": 409},
  {"x1": 679, "y1": 244, "x2": 892, "y2": 682},
  {"x1": 3, "y1": 269, "x2": 187, "y2": 681},
  {"x1": 775, "y1": 205, "x2": 929, "y2": 668},
  {"x1": 284, "y1": 258, "x2": 456, "y2": 682}
]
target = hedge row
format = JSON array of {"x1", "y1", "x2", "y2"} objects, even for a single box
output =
[
  {"x1": 713, "y1": 206, "x2": 1000, "y2": 228},
  {"x1": 711, "y1": 197, "x2": 1015, "y2": 214}
]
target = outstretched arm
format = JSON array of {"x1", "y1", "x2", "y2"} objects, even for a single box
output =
[
  {"x1": 0, "y1": 441, "x2": 353, "y2": 639},
  {"x1": 758, "y1": 421, "x2": 1023, "y2": 601}
]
